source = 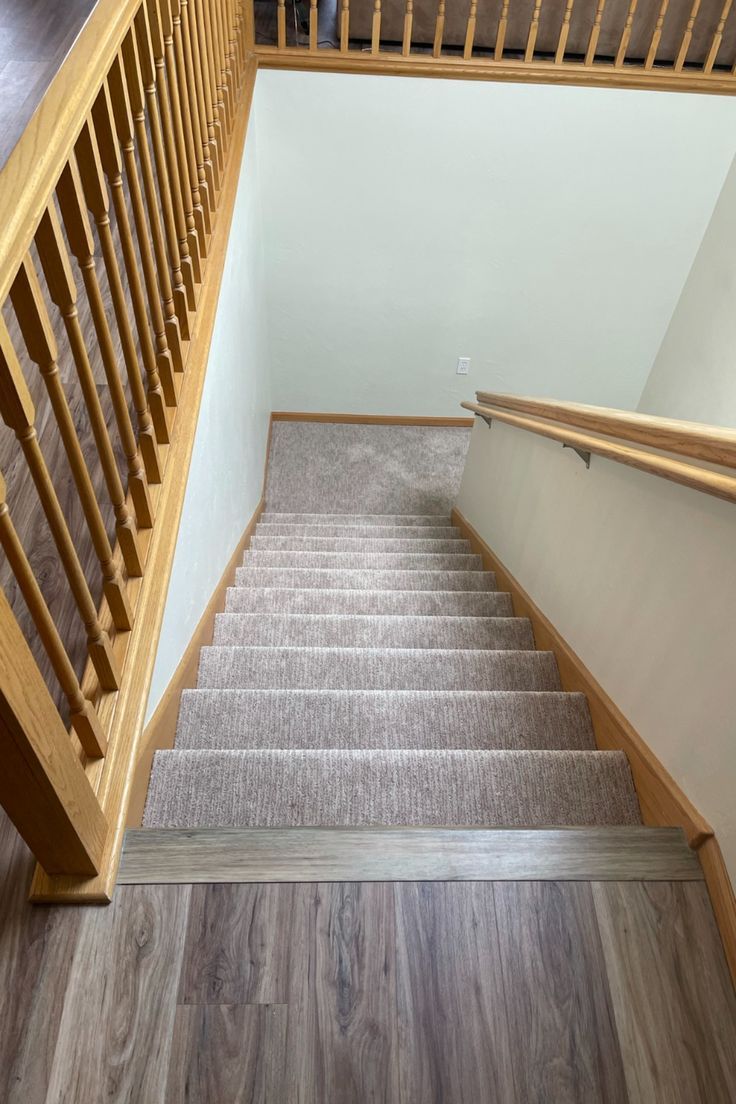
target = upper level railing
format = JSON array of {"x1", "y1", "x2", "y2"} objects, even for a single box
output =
[
  {"x1": 251, "y1": 0, "x2": 736, "y2": 93},
  {"x1": 0, "y1": 0, "x2": 252, "y2": 901},
  {"x1": 462, "y1": 391, "x2": 736, "y2": 502}
]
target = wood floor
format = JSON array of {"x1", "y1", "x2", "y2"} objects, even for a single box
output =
[{"x1": 1, "y1": 814, "x2": 735, "y2": 1103}]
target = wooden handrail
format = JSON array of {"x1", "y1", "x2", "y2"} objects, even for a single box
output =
[
  {"x1": 462, "y1": 401, "x2": 736, "y2": 504},
  {"x1": 475, "y1": 392, "x2": 736, "y2": 469}
]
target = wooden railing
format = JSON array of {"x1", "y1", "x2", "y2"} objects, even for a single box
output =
[
  {"x1": 0, "y1": 0, "x2": 253, "y2": 901},
  {"x1": 252, "y1": 0, "x2": 736, "y2": 93},
  {"x1": 462, "y1": 392, "x2": 736, "y2": 503}
]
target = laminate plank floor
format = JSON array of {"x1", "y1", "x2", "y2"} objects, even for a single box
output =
[{"x1": 1, "y1": 814, "x2": 735, "y2": 1103}]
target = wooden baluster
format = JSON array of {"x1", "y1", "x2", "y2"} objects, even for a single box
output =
[
  {"x1": 211, "y1": 0, "x2": 234, "y2": 139},
  {"x1": 140, "y1": 2, "x2": 198, "y2": 311},
  {"x1": 464, "y1": 0, "x2": 477, "y2": 57},
  {"x1": 201, "y1": 0, "x2": 227, "y2": 167},
  {"x1": 235, "y1": 0, "x2": 248, "y2": 75},
  {"x1": 645, "y1": 0, "x2": 670, "y2": 69},
  {"x1": 192, "y1": 0, "x2": 224, "y2": 189},
  {"x1": 108, "y1": 53, "x2": 185, "y2": 384},
  {"x1": 187, "y1": 0, "x2": 219, "y2": 204},
  {"x1": 126, "y1": 14, "x2": 192, "y2": 340},
  {"x1": 675, "y1": 0, "x2": 701, "y2": 70},
  {"x1": 55, "y1": 163, "x2": 162, "y2": 497},
  {"x1": 370, "y1": 0, "x2": 381, "y2": 54},
  {"x1": 0, "y1": 319, "x2": 120, "y2": 691},
  {"x1": 219, "y1": 0, "x2": 239, "y2": 106},
  {"x1": 34, "y1": 204, "x2": 151, "y2": 555},
  {"x1": 340, "y1": 0, "x2": 351, "y2": 50},
  {"x1": 179, "y1": 0, "x2": 214, "y2": 235},
  {"x1": 555, "y1": 0, "x2": 575, "y2": 62},
  {"x1": 172, "y1": 1, "x2": 212, "y2": 251},
  {"x1": 495, "y1": 0, "x2": 510, "y2": 59},
  {"x1": 585, "y1": 0, "x2": 607, "y2": 64},
  {"x1": 75, "y1": 121, "x2": 172, "y2": 451},
  {"x1": 9, "y1": 255, "x2": 136, "y2": 632},
  {"x1": 525, "y1": 0, "x2": 543, "y2": 60},
  {"x1": 156, "y1": 0, "x2": 204, "y2": 286},
  {"x1": 432, "y1": 0, "x2": 444, "y2": 56},
  {"x1": 402, "y1": 0, "x2": 413, "y2": 54},
  {"x1": 91, "y1": 85, "x2": 178, "y2": 421},
  {"x1": 227, "y1": 0, "x2": 245, "y2": 89},
  {"x1": 0, "y1": 584, "x2": 108, "y2": 874},
  {"x1": 615, "y1": 0, "x2": 639, "y2": 67},
  {"x1": 310, "y1": 0, "x2": 319, "y2": 50},
  {"x1": 0, "y1": 472, "x2": 107, "y2": 757},
  {"x1": 704, "y1": 0, "x2": 732, "y2": 72},
  {"x1": 277, "y1": 0, "x2": 286, "y2": 48}
]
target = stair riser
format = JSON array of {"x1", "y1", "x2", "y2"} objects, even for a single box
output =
[
  {"x1": 250, "y1": 537, "x2": 471, "y2": 553},
  {"x1": 197, "y1": 646, "x2": 561, "y2": 691},
  {"x1": 242, "y1": 551, "x2": 483, "y2": 571},
  {"x1": 212, "y1": 614, "x2": 535, "y2": 650},
  {"x1": 224, "y1": 588, "x2": 512, "y2": 616},
  {"x1": 175, "y1": 689, "x2": 595, "y2": 751},
  {"x1": 234, "y1": 568, "x2": 496, "y2": 591},
  {"x1": 259, "y1": 513, "x2": 453, "y2": 526},
  {"x1": 256, "y1": 525, "x2": 463, "y2": 539}
]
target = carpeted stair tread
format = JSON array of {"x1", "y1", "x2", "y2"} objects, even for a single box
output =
[
  {"x1": 250, "y1": 536, "x2": 472, "y2": 553},
  {"x1": 256, "y1": 524, "x2": 464, "y2": 539},
  {"x1": 212, "y1": 613, "x2": 535, "y2": 650},
  {"x1": 234, "y1": 568, "x2": 496, "y2": 591},
  {"x1": 242, "y1": 550, "x2": 483, "y2": 571},
  {"x1": 197, "y1": 646, "x2": 561, "y2": 691},
  {"x1": 143, "y1": 749, "x2": 641, "y2": 828},
  {"x1": 260, "y1": 513, "x2": 453, "y2": 526},
  {"x1": 224, "y1": 588, "x2": 514, "y2": 616},
  {"x1": 174, "y1": 689, "x2": 596, "y2": 751}
]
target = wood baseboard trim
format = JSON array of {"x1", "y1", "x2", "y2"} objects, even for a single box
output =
[
  {"x1": 119, "y1": 826, "x2": 702, "y2": 884},
  {"x1": 272, "y1": 411, "x2": 474, "y2": 427},
  {"x1": 125, "y1": 496, "x2": 265, "y2": 828},
  {"x1": 452, "y1": 507, "x2": 736, "y2": 985}
]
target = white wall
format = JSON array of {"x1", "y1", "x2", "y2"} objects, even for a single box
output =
[
  {"x1": 457, "y1": 420, "x2": 736, "y2": 880},
  {"x1": 255, "y1": 70, "x2": 736, "y2": 416},
  {"x1": 638, "y1": 153, "x2": 736, "y2": 428},
  {"x1": 146, "y1": 116, "x2": 272, "y2": 722}
]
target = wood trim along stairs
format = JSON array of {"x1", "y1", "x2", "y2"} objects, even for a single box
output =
[{"x1": 451, "y1": 506, "x2": 736, "y2": 984}]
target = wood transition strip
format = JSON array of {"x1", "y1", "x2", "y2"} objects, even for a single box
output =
[
  {"x1": 451, "y1": 507, "x2": 736, "y2": 985},
  {"x1": 118, "y1": 826, "x2": 702, "y2": 884},
  {"x1": 271, "y1": 412, "x2": 474, "y2": 427}
]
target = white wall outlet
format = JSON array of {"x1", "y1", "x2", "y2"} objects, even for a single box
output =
[{"x1": 457, "y1": 357, "x2": 470, "y2": 375}]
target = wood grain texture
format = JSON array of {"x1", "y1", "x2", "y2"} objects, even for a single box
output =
[
  {"x1": 593, "y1": 881, "x2": 736, "y2": 1103},
  {"x1": 395, "y1": 880, "x2": 515, "y2": 1103},
  {"x1": 697, "y1": 836, "x2": 736, "y2": 986},
  {"x1": 118, "y1": 826, "x2": 704, "y2": 883},
  {"x1": 165, "y1": 1003, "x2": 287, "y2": 1103},
  {"x1": 495, "y1": 880, "x2": 628, "y2": 1102}
]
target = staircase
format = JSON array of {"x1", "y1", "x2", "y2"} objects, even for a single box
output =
[{"x1": 143, "y1": 427, "x2": 641, "y2": 830}]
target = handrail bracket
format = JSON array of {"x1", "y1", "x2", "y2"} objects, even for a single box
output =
[{"x1": 563, "y1": 443, "x2": 591, "y2": 468}]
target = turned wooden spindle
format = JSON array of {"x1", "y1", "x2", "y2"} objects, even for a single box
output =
[
  {"x1": 495, "y1": 0, "x2": 510, "y2": 59},
  {"x1": 55, "y1": 163, "x2": 161, "y2": 498},
  {"x1": 155, "y1": 0, "x2": 203, "y2": 286},
  {"x1": 555, "y1": 0, "x2": 574, "y2": 63},
  {"x1": 704, "y1": 0, "x2": 732, "y2": 73},
  {"x1": 187, "y1": 0, "x2": 219, "y2": 200},
  {"x1": 464, "y1": 0, "x2": 477, "y2": 58},
  {"x1": 10, "y1": 254, "x2": 137, "y2": 631},
  {"x1": 675, "y1": 0, "x2": 701, "y2": 70},
  {"x1": 525, "y1": 0, "x2": 543, "y2": 61},
  {"x1": 277, "y1": 0, "x2": 286, "y2": 49},
  {"x1": 179, "y1": 0, "x2": 214, "y2": 234},
  {"x1": 74, "y1": 121, "x2": 171, "y2": 450},
  {"x1": 193, "y1": 0, "x2": 224, "y2": 185},
  {"x1": 585, "y1": 0, "x2": 607, "y2": 64},
  {"x1": 226, "y1": 0, "x2": 244, "y2": 88},
  {"x1": 645, "y1": 0, "x2": 671, "y2": 69},
  {"x1": 34, "y1": 204, "x2": 152, "y2": 551},
  {"x1": 0, "y1": 469, "x2": 108, "y2": 758},
  {"x1": 615, "y1": 0, "x2": 639, "y2": 67},
  {"x1": 125, "y1": 19, "x2": 191, "y2": 347},
  {"x1": 92, "y1": 81, "x2": 179, "y2": 414},
  {"x1": 204, "y1": 0, "x2": 231, "y2": 156},
  {"x1": 171, "y1": 0, "x2": 211, "y2": 252},
  {"x1": 340, "y1": 0, "x2": 351, "y2": 51},
  {"x1": 310, "y1": 0, "x2": 319, "y2": 51},
  {"x1": 372, "y1": 0, "x2": 382, "y2": 55},
  {"x1": 213, "y1": 0, "x2": 235, "y2": 131},
  {"x1": 108, "y1": 53, "x2": 184, "y2": 382},
  {"x1": 0, "y1": 318, "x2": 120, "y2": 691},
  {"x1": 139, "y1": 2, "x2": 198, "y2": 310}
]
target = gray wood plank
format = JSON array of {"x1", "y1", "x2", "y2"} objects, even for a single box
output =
[
  {"x1": 494, "y1": 881, "x2": 629, "y2": 1103},
  {"x1": 179, "y1": 883, "x2": 301, "y2": 1005},
  {"x1": 119, "y1": 826, "x2": 703, "y2": 883},
  {"x1": 286, "y1": 883, "x2": 399, "y2": 1104},
  {"x1": 165, "y1": 1004, "x2": 287, "y2": 1104},
  {"x1": 593, "y1": 881, "x2": 736, "y2": 1104},
  {"x1": 44, "y1": 884, "x2": 191, "y2": 1104},
  {"x1": 394, "y1": 881, "x2": 516, "y2": 1103}
]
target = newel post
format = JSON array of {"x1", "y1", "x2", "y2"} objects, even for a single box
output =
[{"x1": 0, "y1": 586, "x2": 108, "y2": 875}]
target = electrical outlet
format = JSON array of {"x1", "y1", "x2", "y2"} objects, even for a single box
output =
[{"x1": 457, "y1": 357, "x2": 470, "y2": 375}]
